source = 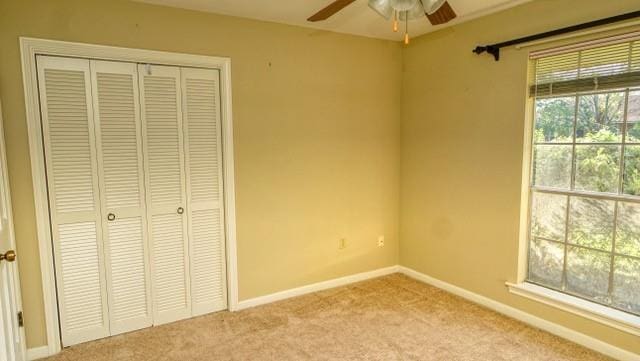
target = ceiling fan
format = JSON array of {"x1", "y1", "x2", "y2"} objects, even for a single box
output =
[{"x1": 307, "y1": 0, "x2": 457, "y2": 44}]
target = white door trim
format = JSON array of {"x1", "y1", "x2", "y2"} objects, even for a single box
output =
[{"x1": 19, "y1": 37, "x2": 238, "y2": 355}]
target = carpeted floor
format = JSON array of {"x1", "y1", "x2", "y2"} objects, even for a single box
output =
[{"x1": 45, "y1": 274, "x2": 610, "y2": 361}]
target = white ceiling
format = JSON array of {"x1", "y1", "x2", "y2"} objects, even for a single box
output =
[{"x1": 135, "y1": 0, "x2": 532, "y2": 41}]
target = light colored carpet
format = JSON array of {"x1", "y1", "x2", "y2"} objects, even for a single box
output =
[{"x1": 45, "y1": 274, "x2": 610, "y2": 361}]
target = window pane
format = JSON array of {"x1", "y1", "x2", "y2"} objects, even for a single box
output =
[
  {"x1": 576, "y1": 92, "x2": 624, "y2": 143},
  {"x1": 528, "y1": 238, "x2": 564, "y2": 289},
  {"x1": 623, "y1": 145, "x2": 640, "y2": 196},
  {"x1": 616, "y1": 202, "x2": 640, "y2": 258},
  {"x1": 533, "y1": 145, "x2": 572, "y2": 189},
  {"x1": 566, "y1": 246, "x2": 611, "y2": 303},
  {"x1": 568, "y1": 197, "x2": 614, "y2": 251},
  {"x1": 574, "y1": 145, "x2": 620, "y2": 193},
  {"x1": 627, "y1": 90, "x2": 640, "y2": 143},
  {"x1": 612, "y1": 256, "x2": 640, "y2": 314},
  {"x1": 530, "y1": 192, "x2": 566, "y2": 241},
  {"x1": 534, "y1": 97, "x2": 575, "y2": 143}
]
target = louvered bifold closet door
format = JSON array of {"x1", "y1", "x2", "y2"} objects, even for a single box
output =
[
  {"x1": 181, "y1": 68, "x2": 227, "y2": 315},
  {"x1": 36, "y1": 56, "x2": 110, "y2": 346},
  {"x1": 138, "y1": 64, "x2": 192, "y2": 325},
  {"x1": 90, "y1": 60, "x2": 153, "y2": 335}
]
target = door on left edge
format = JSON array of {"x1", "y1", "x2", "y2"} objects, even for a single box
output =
[{"x1": 0, "y1": 100, "x2": 26, "y2": 361}]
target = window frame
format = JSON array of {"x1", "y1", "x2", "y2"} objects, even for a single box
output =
[{"x1": 511, "y1": 59, "x2": 640, "y2": 336}]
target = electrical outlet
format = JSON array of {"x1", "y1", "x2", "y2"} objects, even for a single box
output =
[
  {"x1": 339, "y1": 238, "x2": 347, "y2": 250},
  {"x1": 377, "y1": 235, "x2": 385, "y2": 247}
]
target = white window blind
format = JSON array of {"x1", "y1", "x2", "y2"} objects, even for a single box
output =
[{"x1": 530, "y1": 32, "x2": 640, "y2": 97}]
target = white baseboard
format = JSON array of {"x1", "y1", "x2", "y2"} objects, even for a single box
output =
[
  {"x1": 397, "y1": 266, "x2": 640, "y2": 361},
  {"x1": 236, "y1": 265, "x2": 400, "y2": 310},
  {"x1": 26, "y1": 346, "x2": 49, "y2": 361}
]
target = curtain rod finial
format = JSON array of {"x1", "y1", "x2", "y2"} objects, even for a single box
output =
[
  {"x1": 473, "y1": 45, "x2": 500, "y2": 61},
  {"x1": 473, "y1": 46, "x2": 487, "y2": 54}
]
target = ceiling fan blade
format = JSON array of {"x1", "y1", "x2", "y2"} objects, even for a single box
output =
[
  {"x1": 426, "y1": 1, "x2": 457, "y2": 25},
  {"x1": 307, "y1": 0, "x2": 357, "y2": 22}
]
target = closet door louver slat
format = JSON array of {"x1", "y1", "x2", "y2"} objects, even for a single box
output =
[
  {"x1": 90, "y1": 60, "x2": 153, "y2": 335},
  {"x1": 181, "y1": 68, "x2": 227, "y2": 315},
  {"x1": 138, "y1": 64, "x2": 192, "y2": 325},
  {"x1": 36, "y1": 56, "x2": 110, "y2": 346}
]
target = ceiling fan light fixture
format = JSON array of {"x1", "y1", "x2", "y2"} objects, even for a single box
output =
[
  {"x1": 398, "y1": 3, "x2": 425, "y2": 20},
  {"x1": 390, "y1": 0, "x2": 418, "y2": 11},
  {"x1": 369, "y1": 0, "x2": 423, "y2": 44},
  {"x1": 368, "y1": 0, "x2": 393, "y2": 20},
  {"x1": 420, "y1": 0, "x2": 446, "y2": 14}
]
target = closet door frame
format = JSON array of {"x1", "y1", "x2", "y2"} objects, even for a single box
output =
[{"x1": 20, "y1": 37, "x2": 238, "y2": 356}]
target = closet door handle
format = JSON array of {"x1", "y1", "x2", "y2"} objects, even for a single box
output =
[
  {"x1": 177, "y1": 207, "x2": 184, "y2": 215},
  {"x1": 0, "y1": 250, "x2": 16, "y2": 263},
  {"x1": 107, "y1": 213, "x2": 116, "y2": 221}
]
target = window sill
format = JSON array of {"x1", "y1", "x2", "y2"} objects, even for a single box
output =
[{"x1": 506, "y1": 282, "x2": 640, "y2": 336}]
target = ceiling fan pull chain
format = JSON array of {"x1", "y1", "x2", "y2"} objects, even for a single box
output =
[
  {"x1": 404, "y1": 11, "x2": 410, "y2": 44},
  {"x1": 393, "y1": 9, "x2": 398, "y2": 32}
]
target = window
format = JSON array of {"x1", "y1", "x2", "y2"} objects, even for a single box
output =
[{"x1": 526, "y1": 35, "x2": 640, "y2": 317}]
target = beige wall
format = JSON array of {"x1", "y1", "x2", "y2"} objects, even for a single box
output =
[
  {"x1": 2, "y1": 0, "x2": 638, "y2": 354},
  {"x1": 401, "y1": 0, "x2": 640, "y2": 355},
  {"x1": 0, "y1": 0, "x2": 402, "y2": 347}
]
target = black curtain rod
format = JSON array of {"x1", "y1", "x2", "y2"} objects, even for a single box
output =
[{"x1": 473, "y1": 10, "x2": 640, "y2": 61}]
